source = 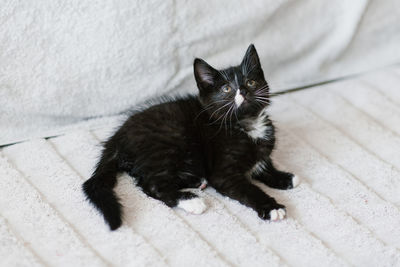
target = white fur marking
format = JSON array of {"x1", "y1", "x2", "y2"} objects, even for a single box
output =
[
  {"x1": 246, "y1": 108, "x2": 271, "y2": 140},
  {"x1": 270, "y1": 209, "x2": 278, "y2": 221},
  {"x1": 247, "y1": 160, "x2": 266, "y2": 177},
  {"x1": 277, "y1": 208, "x2": 286, "y2": 220},
  {"x1": 235, "y1": 89, "x2": 244, "y2": 107},
  {"x1": 270, "y1": 208, "x2": 286, "y2": 221},
  {"x1": 178, "y1": 198, "x2": 207, "y2": 214},
  {"x1": 292, "y1": 175, "x2": 300, "y2": 188}
]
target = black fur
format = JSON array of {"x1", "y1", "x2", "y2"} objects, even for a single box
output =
[{"x1": 83, "y1": 44, "x2": 295, "y2": 230}]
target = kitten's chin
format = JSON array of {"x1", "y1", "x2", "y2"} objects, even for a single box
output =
[
  {"x1": 238, "y1": 101, "x2": 267, "y2": 117},
  {"x1": 238, "y1": 98, "x2": 252, "y2": 109}
]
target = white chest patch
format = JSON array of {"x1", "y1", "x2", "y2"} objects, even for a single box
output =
[{"x1": 245, "y1": 108, "x2": 272, "y2": 140}]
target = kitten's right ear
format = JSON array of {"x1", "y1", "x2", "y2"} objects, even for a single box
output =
[
  {"x1": 241, "y1": 44, "x2": 262, "y2": 74},
  {"x1": 194, "y1": 58, "x2": 220, "y2": 90}
]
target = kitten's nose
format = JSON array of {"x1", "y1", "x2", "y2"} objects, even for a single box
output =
[{"x1": 240, "y1": 88, "x2": 248, "y2": 96}]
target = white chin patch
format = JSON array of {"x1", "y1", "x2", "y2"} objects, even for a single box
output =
[
  {"x1": 177, "y1": 198, "x2": 207, "y2": 214},
  {"x1": 235, "y1": 90, "x2": 244, "y2": 107}
]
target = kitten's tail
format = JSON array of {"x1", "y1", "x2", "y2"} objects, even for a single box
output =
[{"x1": 82, "y1": 151, "x2": 122, "y2": 230}]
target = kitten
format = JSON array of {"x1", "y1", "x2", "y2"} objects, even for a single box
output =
[{"x1": 83, "y1": 44, "x2": 299, "y2": 230}]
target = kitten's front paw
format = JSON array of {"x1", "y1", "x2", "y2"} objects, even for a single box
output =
[
  {"x1": 257, "y1": 203, "x2": 286, "y2": 221},
  {"x1": 291, "y1": 175, "x2": 300, "y2": 188}
]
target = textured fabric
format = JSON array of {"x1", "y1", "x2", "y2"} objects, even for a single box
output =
[
  {"x1": 1, "y1": 67, "x2": 400, "y2": 266},
  {"x1": 1, "y1": 0, "x2": 400, "y2": 145}
]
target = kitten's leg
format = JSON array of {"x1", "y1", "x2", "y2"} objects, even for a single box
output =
[
  {"x1": 252, "y1": 160, "x2": 300, "y2": 190},
  {"x1": 210, "y1": 176, "x2": 286, "y2": 221},
  {"x1": 140, "y1": 178, "x2": 207, "y2": 215}
]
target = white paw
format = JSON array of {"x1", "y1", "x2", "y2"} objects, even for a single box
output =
[
  {"x1": 270, "y1": 208, "x2": 286, "y2": 221},
  {"x1": 292, "y1": 175, "x2": 300, "y2": 188},
  {"x1": 178, "y1": 198, "x2": 207, "y2": 214}
]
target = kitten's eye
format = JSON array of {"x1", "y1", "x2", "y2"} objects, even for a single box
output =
[
  {"x1": 222, "y1": 85, "x2": 232, "y2": 93},
  {"x1": 246, "y1": 80, "x2": 256, "y2": 88}
]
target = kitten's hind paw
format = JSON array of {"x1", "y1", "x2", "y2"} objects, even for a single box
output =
[
  {"x1": 178, "y1": 198, "x2": 207, "y2": 214},
  {"x1": 269, "y1": 208, "x2": 286, "y2": 221},
  {"x1": 257, "y1": 171, "x2": 298, "y2": 190},
  {"x1": 257, "y1": 203, "x2": 286, "y2": 221}
]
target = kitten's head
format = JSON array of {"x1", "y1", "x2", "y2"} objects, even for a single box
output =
[{"x1": 194, "y1": 44, "x2": 269, "y2": 122}]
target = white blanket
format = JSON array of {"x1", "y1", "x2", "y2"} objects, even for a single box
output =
[
  {"x1": 1, "y1": 0, "x2": 400, "y2": 145},
  {"x1": 1, "y1": 66, "x2": 400, "y2": 266}
]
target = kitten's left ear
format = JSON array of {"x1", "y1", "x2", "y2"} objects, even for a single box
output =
[
  {"x1": 241, "y1": 44, "x2": 262, "y2": 74},
  {"x1": 194, "y1": 58, "x2": 220, "y2": 91}
]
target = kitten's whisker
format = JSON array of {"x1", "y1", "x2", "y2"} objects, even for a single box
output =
[
  {"x1": 208, "y1": 108, "x2": 229, "y2": 126},
  {"x1": 255, "y1": 99, "x2": 270, "y2": 105},
  {"x1": 208, "y1": 101, "x2": 232, "y2": 121},
  {"x1": 254, "y1": 97, "x2": 270, "y2": 102},
  {"x1": 254, "y1": 92, "x2": 269, "y2": 97},
  {"x1": 197, "y1": 99, "x2": 230, "y2": 122},
  {"x1": 194, "y1": 105, "x2": 215, "y2": 120},
  {"x1": 254, "y1": 96, "x2": 270, "y2": 101},
  {"x1": 254, "y1": 86, "x2": 269, "y2": 95},
  {"x1": 234, "y1": 108, "x2": 239, "y2": 121},
  {"x1": 256, "y1": 84, "x2": 269, "y2": 90},
  {"x1": 254, "y1": 95, "x2": 269, "y2": 100},
  {"x1": 254, "y1": 96, "x2": 270, "y2": 102},
  {"x1": 213, "y1": 102, "x2": 234, "y2": 134},
  {"x1": 254, "y1": 92, "x2": 268, "y2": 96},
  {"x1": 254, "y1": 101, "x2": 264, "y2": 109},
  {"x1": 229, "y1": 104, "x2": 235, "y2": 130},
  {"x1": 225, "y1": 104, "x2": 235, "y2": 132},
  {"x1": 221, "y1": 105, "x2": 232, "y2": 133}
]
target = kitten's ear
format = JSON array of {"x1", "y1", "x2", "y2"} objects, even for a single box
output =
[
  {"x1": 241, "y1": 44, "x2": 261, "y2": 73},
  {"x1": 194, "y1": 58, "x2": 220, "y2": 90}
]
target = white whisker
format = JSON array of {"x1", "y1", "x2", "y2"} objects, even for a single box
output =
[{"x1": 208, "y1": 101, "x2": 231, "y2": 120}]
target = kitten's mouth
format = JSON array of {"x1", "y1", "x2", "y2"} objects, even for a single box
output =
[
  {"x1": 237, "y1": 96, "x2": 253, "y2": 108},
  {"x1": 239, "y1": 99, "x2": 249, "y2": 108}
]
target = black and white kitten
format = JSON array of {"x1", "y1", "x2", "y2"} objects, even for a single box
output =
[{"x1": 83, "y1": 44, "x2": 299, "y2": 230}]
